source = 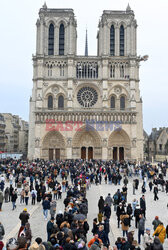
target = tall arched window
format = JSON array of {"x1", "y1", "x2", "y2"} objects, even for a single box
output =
[
  {"x1": 110, "y1": 65, "x2": 115, "y2": 78},
  {"x1": 110, "y1": 25, "x2": 115, "y2": 56},
  {"x1": 48, "y1": 24, "x2": 54, "y2": 55},
  {"x1": 48, "y1": 95, "x2": 53, "y2": 109},
  {"x1": 59, "y1": 24, "x2": 65, "y2": 55},
  {"x1": 120, "y1": 25, "x2": 124, "y2": 56},
  {"x1": 120, "y1": 64, "x2": 124, "y2": 78},
  {"x1": 111, "y1": 96, "x2": 115, "y2": 109},
  {"x1": 58, "y1": 95, "x2": 64, "y2": 109},
  {"x1": 120, "y1": 96, "x2": 125, "y2": 110}
]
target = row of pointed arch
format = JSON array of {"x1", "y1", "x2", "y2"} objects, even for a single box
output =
[
  {"x1": 48, "y1": 23, "x2": 64, "y2": 56},
  {"x1": 110, "y1": 25, "x2": 124, "y2": 56},
  {"x1": 111, "y1": 95, "x2": 125, "y2": 110},
  {"x1": 48, "y1": 95, "x2": 64, "y2": 109}
]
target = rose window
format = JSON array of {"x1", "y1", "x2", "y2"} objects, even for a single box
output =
[{"x1": 77, "y1": 87, "x2": 98, "y2": 107}]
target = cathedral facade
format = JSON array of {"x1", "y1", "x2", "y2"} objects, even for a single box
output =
[{"x1": 28, "y1": 4, "x2": 144, "y2": 161}]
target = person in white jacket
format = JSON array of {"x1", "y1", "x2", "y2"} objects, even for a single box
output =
[{"x1": 143, "y1": 228, "x2": 153, "y2": 248}]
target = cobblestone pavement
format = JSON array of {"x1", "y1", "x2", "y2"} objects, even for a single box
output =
[{"x1": 1, "y1": 176, "x2": 168, "y2": 249}]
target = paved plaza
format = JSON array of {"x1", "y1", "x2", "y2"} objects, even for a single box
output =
[{"x1": 1, "y1": 176, "x2": 168, "y2": 249}]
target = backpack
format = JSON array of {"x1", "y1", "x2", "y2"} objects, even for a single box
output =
[
  {"x1": 123, "y1": 217, "x2": 129, "y2": 226},
  {"x1": 32, "y1": 192, "x2": 35, "y2": 198},
  {"x1": 113, "y1": 194, "x2": 118, "y2": 201}
]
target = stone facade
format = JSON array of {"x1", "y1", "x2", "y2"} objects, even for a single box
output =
[
  {"x1": 148, "y1": 127, "x2": 168, "y2": 161},
  {"x1": 1, "y1": 113, "x2": 28, "y2": 155},
  {"x1": 0, "y1": 114, "x2": 7, "y2": 152},
  {"x1": 28, "y1": 4, "x2": 144, "y2": 161},
  {"x1": 19, "y1": 119, "x2": 29, "y2": 157}
]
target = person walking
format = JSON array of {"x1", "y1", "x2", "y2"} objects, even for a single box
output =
[
  {"x1": 31, "y1": 188, "x2": 37, "y2": 205},
  {"x1": 134, "y1": 204, "x2": 141, "y2": 228},
  {"x1": 153, "y1": 185, "x2": 159, "y2": 201},
  {"x1": 0, "y1": 191, "x2": 4, "y2": 211},
  {"x1": 152, "y1": 216, "x2": 161, "y2": 231},
  {"x1": 47, "y1": 217, "x2": 54, "y2": 241},
  {"x1": 24, "y1": 189, "x2": 30, "y2": 206},
  {"x1": 143, "y1": 228, "x2": 153, "y2": 249},
  {"x1": 0, "y1": 222, "x2": 5, "y2": 241},
  {"x1": 153, "y1": 222, "x2": 166, "y2": 244},
  {"x1": 4, "y1": 187, "x2": 10, "y2": 203},
  {"x1": 42, "y1": 197, "x2": 50, "y2": 220},
  {"x1": 116, "y1": 203, "x2": 124, "y2": 228},
  {"x1": 98, "y1": 196, "x2": 104, "y2": 213},
  {"x1": 50, "y1": 200, "x2": 56, "y2": 218},
  {"x1": 104, "y1": 193, "x2": 113, "y2": 207},
  {"x1": 140, "y1": 195, "x2": 146, "y2": 218},
  {"x1": 120, "y1": 212, "x2": 130, "y2": 237},
  {"x1": 19, "y1": 208, "x2": 30, "y2": 226},
  {"x1": 103, "y1": 203, "x2": 111, "y2": 219},
  {"x1": 138, "y1": 214, "x2": 145, "y2": 244},
  {"x1": 103, "y1": 216, "x2": 110, "y2": 247},
  {"x1": 11, "y1": 189, "x2": 17, "y2": 210}
]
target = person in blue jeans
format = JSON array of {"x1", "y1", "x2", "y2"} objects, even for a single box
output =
[{"x1": 42, "y1": 197, "x2": 50, "y2": 220}]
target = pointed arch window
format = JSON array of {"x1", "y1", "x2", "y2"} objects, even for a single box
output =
[
  {"x1": 120, "y1": 96, "x2": 125, "y2": 110},
  {"x1": 59, "y1": 24, "x2": 65, "y2": 55},
  {"x1": 120, "y1": 64, "x2": 125, "y2": 78},
  {"x1": 111, "y1": 96, "x2": 115, "y2": 109},
  {"x1": 48, "y1": 23, "x2": 54, "y2": 55},
  {"x1": 120, "y1": 25, "x2": 125, "y2": 56},
  {"x1": 110, "y1": 25, "x2": 115, "y2": 56},
  {"x1": 48, "y1": 95, "x2": 53, "y2": 109},
  {"x1": 58, "y1": 95, "x2": 64, "y2": 109},
  {"x1": 110, "y1": 64, "x2": 115, "y2": 78}
]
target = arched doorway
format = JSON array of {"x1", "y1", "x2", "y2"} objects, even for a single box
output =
[
  {"x1": 88, "y1": 147, "x2": 93, "y2": 160},
  {"x1": 41, "y1": 131, "x2": 65, "y2": 160},
  {"x1": 108, "y1": 130, "x2": 130, "y2": 161},
  {"x1": 81, "y1": 147, "x2": 86, "y2": 159},
  {"x1": 72, "y1": 125, "x2": 102, "y2": 160}
]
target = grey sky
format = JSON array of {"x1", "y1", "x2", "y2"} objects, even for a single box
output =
[{"x1": 0, "y1": 0, "x2": 168, "y2": 134}]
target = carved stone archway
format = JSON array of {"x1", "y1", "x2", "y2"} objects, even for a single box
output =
[
  {"x1": 72, "y1": 125, "x2": 102, "y2": 159},
  {"x1": 41, "y1": 131, "x2": 66, "y2": 160},
  {"x1": 108, "y1": 129, "x2": 131, "y2": 160}
]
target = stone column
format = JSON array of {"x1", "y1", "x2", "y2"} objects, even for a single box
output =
[
  {"x1": 102, "y1": 147, "x2": 108, "y2": 160},
  {"x1": 115, "y1": 26, "x2": 119, "y2": 56}
]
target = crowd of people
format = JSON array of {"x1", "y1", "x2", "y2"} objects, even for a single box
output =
[{"x1": 0, "y1": 158, "x2": 168, "y2": 250}]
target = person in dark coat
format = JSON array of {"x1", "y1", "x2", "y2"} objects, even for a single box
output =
[
  {"x1": 4, "y1": 187, "x2": 10, "y2": 202},
  {"x1": 92, "y1": 218, "x2": 99, "y2": 235},
  {"x1": 103, "y1": 216, "x2": 110, "y2": 247},
  {"x1": 42, "y1": 197, "x2": 50, "y2": 220},
  {"x1": 97, "y1": 225, "x2": 108, "y2": 247},
  {"x1": 25, "y1": 222, "x2": 32, "y2": 247},
  {"x1": 98, "y1": 196, "x2": 104, "y2": 213},
  {"x1": 103, "y1": 203, "x2": 111, "y2": 219},
  {"x1": 140, "y1": 195, "x2": 146, "y2": 218},
  {"x1": 134, "y1": 205, "x2": 141, "y2": 228},
  {"x1": 116, "y1": 203, "x2": 125, "y2": 228},
  {"x1": 151, "y1": 237, "x2": 163, "y2": 250},
  {"x1": 153, "y1": 185, "x2": 159, "y2": 201},
  {"x1": 19, "y1": 208, "x2": 30, "y2": 226},
  {"x1": 47, "y1": 217, "x2": 54, "y2": 241},
  {"x1": 126, "y1": 203, "x2": 133, "y2": 227},
  {"x1": 11, "y1": 190, "x2": 17, "y2": 210}
]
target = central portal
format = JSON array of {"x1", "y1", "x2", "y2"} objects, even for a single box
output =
[{"x1": 81, "y1": 146, "x2": 93, "y2": 160}]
